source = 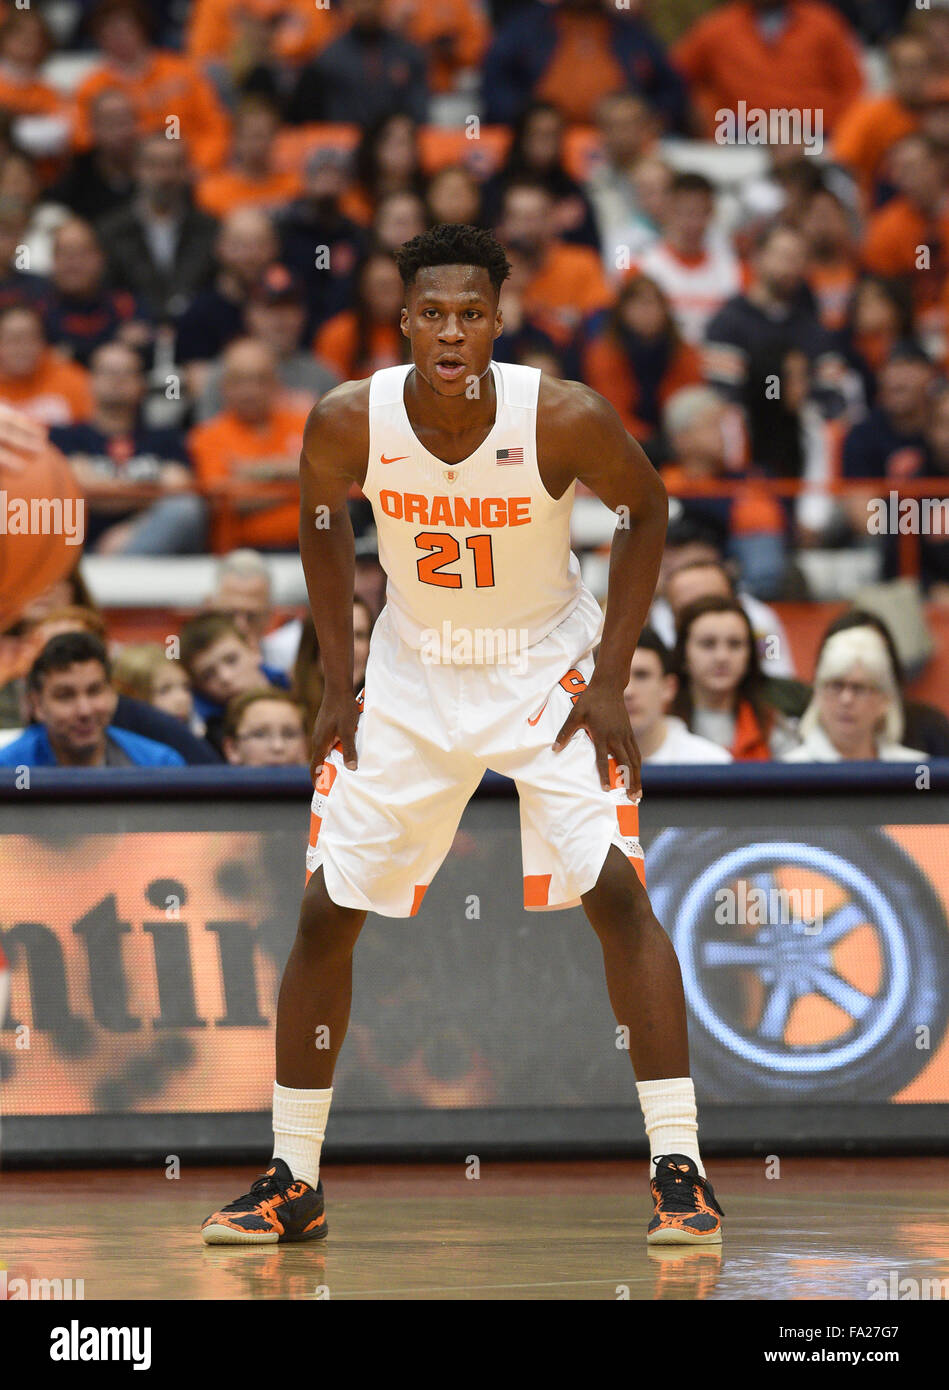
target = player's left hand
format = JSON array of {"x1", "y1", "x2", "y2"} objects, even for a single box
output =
[{"x1": 552, "y1": 684, "x2": 641, "y2": 799}]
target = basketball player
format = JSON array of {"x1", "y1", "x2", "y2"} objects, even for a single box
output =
[{"x1": 201, "y1": 225, "x2": 724, "y2": 1246}]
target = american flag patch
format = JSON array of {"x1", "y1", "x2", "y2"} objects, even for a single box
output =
[{"x1": 496, "y1": 447, "x2": 524, "y2": 465}]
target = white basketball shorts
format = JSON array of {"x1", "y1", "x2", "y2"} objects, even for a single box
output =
[{"x1": 306, "y1": 589, "x2": 645, "y2": 917}]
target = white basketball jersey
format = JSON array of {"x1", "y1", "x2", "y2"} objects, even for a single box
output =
[
  {"x1": 364, "y1": 361, "x2": 599, "y2": 663},
  {"x1": 638, "y1": 237, "x2": 742, "y2": 345}
]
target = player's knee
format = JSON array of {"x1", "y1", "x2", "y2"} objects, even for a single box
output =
[
  {"x1": 583, "y1": 853, "x2": 656, "y2": 939},
  {"x1": 298, "y1": 871, "x2": 365, "y2": 954}
]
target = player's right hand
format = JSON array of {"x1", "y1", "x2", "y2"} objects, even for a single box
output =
[{"x1": 309, "y1": 691, "x2": 360, "y2": 784}]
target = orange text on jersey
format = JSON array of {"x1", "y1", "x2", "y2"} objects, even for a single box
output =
[{"x1": 379, "y1": 491, "x2": 532, "y2": 527}]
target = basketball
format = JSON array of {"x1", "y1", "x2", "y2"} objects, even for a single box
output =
[
  {"x1": 0, "y1": 406, "x2": 84, "y2": 633},
  {"x1": 2, "y1": 0, "x2": 947, "y2": 1343},
  {"x1": 0, "y1": 939, "x2": 8, "y2": 1029}
]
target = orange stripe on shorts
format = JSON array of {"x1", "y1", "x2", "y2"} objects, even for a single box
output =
[
  {"x1": 607, "y1": 754, "x2": 635, "y2": 792},
  {"x1": 315, "y1": 760, "x2": 337, "y2": 794},
  {"x1": 629, "y1": 854, "x2": 647, "y2": 888},
  {"x1": 523, "y1": 873, "x2": 552, "y2": 908},
  {"x1": 304, "y1": 811, "x2": 323, "y2": 886},
  {"x1": 617, "y1": 802, "x2": 639, "y2": 837}
]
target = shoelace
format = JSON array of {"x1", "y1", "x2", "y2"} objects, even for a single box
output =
[
  {"x1": 219, "y1": 1170, "x2": 296, "y2": 1213},
  {"x1": 652, "y1": 1156, "x2": 724, "y2": 1216}
]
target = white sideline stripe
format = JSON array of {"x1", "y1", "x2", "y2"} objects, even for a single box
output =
[{"x1": 332, "y1": 1274, "x2": 646, "y2": 1297}]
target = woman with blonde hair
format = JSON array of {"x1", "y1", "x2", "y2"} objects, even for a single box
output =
[
  {"x1": 112, "y1": 641, "x2": 202, "y2": 735},
  {"x1": 783, "y1": 626, "x2": 925, "y2": 762}
]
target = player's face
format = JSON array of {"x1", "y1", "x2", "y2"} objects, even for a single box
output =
[
  {"x1": 31, "y1": 660, "x2": 117, "y2": 761},
  {"x1": 190, "y1": 635, "x2": 265, "y2": 705},
  {"x1": 683, "y1": 613, "x2": 751, "y2": 701},
  {"x1": 623, "y1": 650, "x2": 676, "y2": 738},
  {"x1": 402, "y1": 265, "x2": 502, "y2": 397}
]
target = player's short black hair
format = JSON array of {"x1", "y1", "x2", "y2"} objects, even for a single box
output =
[
  {"x1": 28, "y1": 631, "x2": 111, "y2": 694},
  {"x1": 394, "y1": 223, "x2": 511, "y2": 295},
  {"x1": 635, "y1": 627, "x2": 674, "y2": 676}
]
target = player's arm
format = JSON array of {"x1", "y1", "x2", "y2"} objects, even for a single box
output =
[
  {"x1": 299, "y1": 380, "x2": 370, "y2": 779},
  {"x1": 575, "y1": 389, "x2": 668, "y2": 694},
  {"x1": 539, "y1": 379, "x2": 668, "y2": 796}
]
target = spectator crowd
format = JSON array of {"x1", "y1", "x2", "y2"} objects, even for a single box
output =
[{"x1": 2, "y1": 0, "x2": 949, "y2": 768}]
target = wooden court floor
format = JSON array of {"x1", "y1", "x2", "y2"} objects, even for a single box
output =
[{"x1": 3, "y1": 1156, "x2": 948, "y2": 1300}]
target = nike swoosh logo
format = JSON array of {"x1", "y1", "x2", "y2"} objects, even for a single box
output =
[
  {"x1": 527, "y1": 698, "x2": 549, "y2": 726},
  {"x1": 381, "y1": 454, "x2": 409, "y2": 464}
]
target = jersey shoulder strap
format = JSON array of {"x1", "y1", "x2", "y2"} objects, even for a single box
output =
[
  {"x1": 493, "y1": 360, "x2": 541, "y2": 411},
  {"x1": 368, "y1": 364, "x2": 412, "y2": 409}
]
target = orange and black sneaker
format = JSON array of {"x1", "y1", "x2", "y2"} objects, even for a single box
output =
[
  {"x1": 647, "y1": 1154, "x2": 724, "y2": 1245},
  {"x1": 201, "y1": 1159, "x2": 328, "y2": 1245}
]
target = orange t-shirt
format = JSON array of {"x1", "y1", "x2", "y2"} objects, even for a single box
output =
[
  {"x1": 862, "y1": 197, "x2": 949, "y2": 311},
  {"x1": 313, "y1": 316, "x2": 404, "y2": 380},
  {"x1": 535, "y1": 12, "x2": 626, "y2": 125},
  {"x1": 581, "y1": 334, "x2": 702, "y2": 439},
  {"x1": 807, "y1": 259, "x2": 860, "y2": 332},
  {"x1": 731, "y1": 699, "x2": 772, "y2": 761},
  {"x1": 73, "y1": 51, "x2": 230, "y2": 173},
  {"x1": 0, "y1": 352, "x2": 93, "y2": 426},
  {"x1": 673, "y1": 0, "x2": 863, "y2": 136},
  {"x1": 0, "y1": 67, "x2": 67, "y2": 118},
  {"x1": 831, "y1": 93, "x2": 919, "y2": 197},
  {"x1": 522, "y1": 243, "x2": 613, "y2": 345},
  {"x1": 187, "y1": 0, "x2": 340, "y2": 63},
  {"x1": 187, "y1": 406, "x2": 308, "y2": 550},
  {"x1": 195, "y1": 167, "x2": 303, "y2": 219}
]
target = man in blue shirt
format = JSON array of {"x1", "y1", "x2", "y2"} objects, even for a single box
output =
[{"x1": 0, "y1": 632, "x2": 184, "y2": 768}]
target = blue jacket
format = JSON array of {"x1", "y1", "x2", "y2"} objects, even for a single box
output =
[
  {"x1": 191, "y1": 664, "x2": 290, "y2": 721},
  {"x1": 482, "y1": 5, "x2": 687, "y2": 130},
  {"x1": 0, "y1": 724, "x2": 185, "y2": 767}
]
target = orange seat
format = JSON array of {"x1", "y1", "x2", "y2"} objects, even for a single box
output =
[
  {"x1": 418, "y1": 125, "x2": 511, "y2": 177},
  {"x1": 272, "y1": 123, "x2": 362, "y2": 176}
]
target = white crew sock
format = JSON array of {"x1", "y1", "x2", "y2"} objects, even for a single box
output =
[
  {"x1": 636, "y1": 1076, "x2": 705, "y2": 1178},
  {"x1": 272, "y1": 1082, "x2": 333, "y2": 1190}
]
